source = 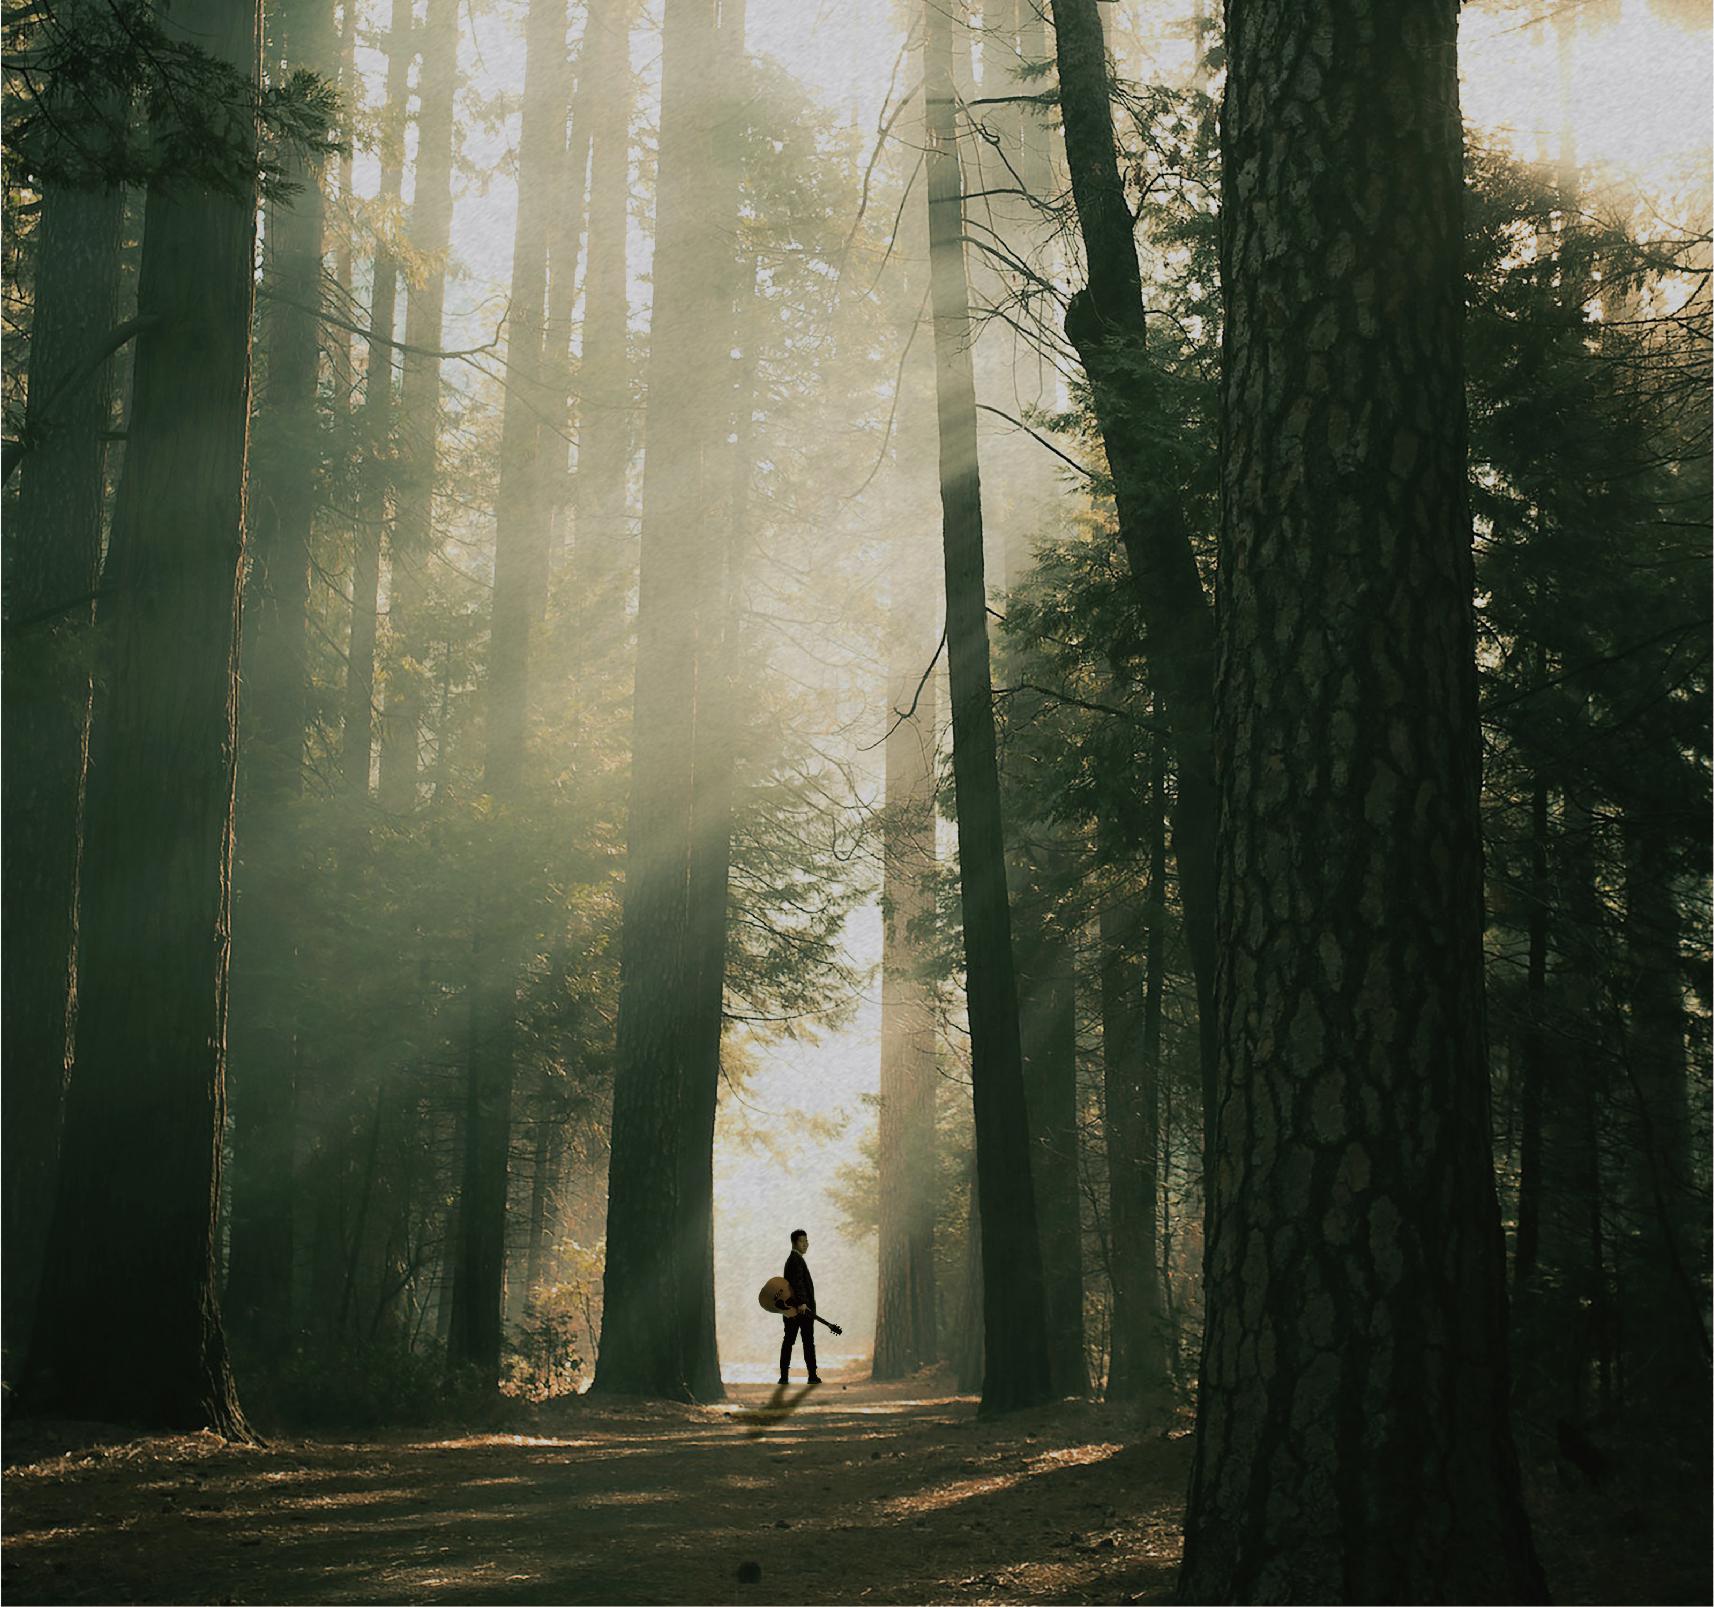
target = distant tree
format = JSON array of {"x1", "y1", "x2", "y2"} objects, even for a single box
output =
[
  {"x1": 226, "y1": 0, "x2": 339, "y2": 1364},
  {"x1": 340, "y1": 0, "x2": 412, "y2": 798},
  {"x1": 1049, "y1": 0, "x2": 1218, "y2": 1165},
  {"x1": 873, "y1": 578, "x2": 941, "y2": 1380},
  {"x1": 1099, "y1": 697, "x2": 1170, "y2": 1407},
  {"x1": 922, "y1": 0, "x2": 1050, "y2": 1416},
  {"x1": 566, "y1": 0, "x2": 635, "y2": 634},
  {"x1": 1178, "y1": 5, "x2": 1545, "y2": 1598},
  {"x1": 379, "y1": 0, "x2": 460, "y2": 814},
  {"x1": 22, "y1": 0, "x2": 261, "y2": 1436},
  {"x1": 452, "y1": 0, "x2": 567, "y2": 1380}
]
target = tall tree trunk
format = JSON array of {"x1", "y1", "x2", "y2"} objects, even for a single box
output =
[
  {"x1": 523, "y1": 1107, "x2": 566, "y2": 1300},
  {"x1": 674, "y1": 0, "x2": 750, "y2": 1410},
  {"x1": 1178, "y1": 5, "x2": 1544, "y2": 1598},
  {"x1": 544, "y1": 25, "x2": 590, "y2": 579},
  {"x1": 226, "y1": 0, "x2": 336, "y2": 1362},
  {"x1": 1, "y1": 152, "x2": 123, "y2": 1359},
  {"x1": 1049, "y1": 0, "x2": 1217, "y2": 1171},
  {"x1": 1512, "y1": 768, "x2": 1550, "y2": 1290},
  {"x1": 22, "y1": 0, "x2": 261, "y2": 1437},
  {"x1": 1619, "y1": 809, "x2": 1711, "y2": 1418},
  {"x1": 378, "y1": 0, "x2": 460, "y2": 813},
  {"x1": 596, "y1": 0, "x2": 722, "y2": 1402},
  {"x1": 953, "y1": 1153, "x2": 985, "y2": 1394},
  {"x1": 1521, "y1": 790, "x2": 1609, "y2": 1416},
  {"x1": 342, "y1": 0, "x2": 412, "y2": 798},
  {"x1": 1018, "y1": 905, "x2": 1084, "y2": 1395},
  {"x1": 924, "y1": 0, "x2": 1050, "y2": 1417},
  {"x1": 568, "y1": 0, "x2": 636, "y2": 639},
  {"x1": 873, "y1": 599, "x2": 942, "y2": 1380},
  {"x1": 450, "y1": 0, "x2": 566, "y2": 1379},
  {"x1": 1100, "y1": 714, "x2": 1167, "y2": 1405}
]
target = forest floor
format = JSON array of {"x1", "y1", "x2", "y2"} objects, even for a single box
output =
[{"x1": 3, "y1": 1365, "x2": 1707, "y2": 1606}]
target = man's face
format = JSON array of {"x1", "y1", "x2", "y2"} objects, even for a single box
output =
[{"x1": 794, "y1": 1234, "x2": 809, "y2": 1254}]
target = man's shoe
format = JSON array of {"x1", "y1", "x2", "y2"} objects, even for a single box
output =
[
  {"x1": 778, "y1": 1376, "x2": 789, "y2": 1386},
  {"x1": 808, "y1": 1375, "x2": 824, "y2": 1385}
]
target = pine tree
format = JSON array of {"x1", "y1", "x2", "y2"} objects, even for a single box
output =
[{"x1": 1179, "y1": 5, "x2": 1545, "y2": 1596}]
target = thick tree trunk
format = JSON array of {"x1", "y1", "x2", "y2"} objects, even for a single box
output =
[
  {"x1": 597, "y1": 0, "x2": 724, "y2": 1401},
  {"x1": 450, "y1": 0, "x2": 565, "y2": 1379},
  {"x1": 21, "y1": 0, "x2": 260, "y2": 1437},
  {"x1": 226, "y1": 0, "x2": 336, "y2": 1361},
  {"x1": 1, "y1": 158, "x2": 123, "y2": 1359},
  {"x1": 568, "y1": 0, "x2": 636, "y2": 634},
  {"x1": 674, "y1": 0, "x2": 749, "y2": 1409},
  {"x1": 378, "y1": 0, "x2": 459, "y2": 814},
  {"x1": 873, "y1": 608, "x2": 942, "y2": 1381},
  {"x1": 1178, "y1": 5, "x2": 1545, "y2": 1599},
  {"x1": 924, "y1": 0, "x2": 1050, "y2": 1417},
  {"x1": 1049, "y1": 0, "x2": 1217, "y2": 1168}
]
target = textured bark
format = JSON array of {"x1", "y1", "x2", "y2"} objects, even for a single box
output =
[
  {"x1": 378, "y1": 0, "x2": 459, "y2": 814},
  {"x1": 226, "y1": 0, "x2": 336, "y2": 1360},
  {"x1": 596, "y1": 0, "x2": 725, "y2": 1401},
  {"x1": 1049, "y1": 0, "x2": 1218, "y2": 1160},
  {"x1": 873, "y1": 607, "x2": 941, "y2": 1380},
  {"x1": 22, "y1": 0, "x2": 260, "y2": 1437},
  {"x1": 2, "y1": 157, "x2": 123, "y2": 1358},
  {"x1": 450, "y1": 0, "x2": 566, "y2": 1379},
  {"x1": 1178, "y1": 4, "x2": 1544, "y2": 1599},
  {"x1": 568, "y1": 0, "x2": 637, "y2": 628},
  {"x1": 1100, "y1": 722, "x2": 1168, "y2": 1405},
  {"x1": 924, "y1": 0, "x2": 1050, "y2": 1417}
]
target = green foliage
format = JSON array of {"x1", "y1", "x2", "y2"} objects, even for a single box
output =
[
  {"x1": 503, "y1": 1290, "x2": 585, "y2": 1402},
  {"x1": 3, "y1": 0, "x2": 343, "y2": 198}
]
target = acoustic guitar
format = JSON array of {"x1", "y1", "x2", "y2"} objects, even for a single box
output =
[{"x1": 757, "y1": 1275, "x2": 843, "y2": 1335}]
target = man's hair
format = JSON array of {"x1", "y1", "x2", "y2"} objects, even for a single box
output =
[{"x1": 790, "y1": 1228, "x2": 808, "y2": 1244}]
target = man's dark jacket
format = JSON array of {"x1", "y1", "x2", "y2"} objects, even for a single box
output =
[{"x1": 784, "y1": 1249, "x2": 815, "y2": 1313}]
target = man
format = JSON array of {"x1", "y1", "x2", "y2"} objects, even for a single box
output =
[{"x1": 780, "y1": 1228, "x2": 822, "y2": 1385}]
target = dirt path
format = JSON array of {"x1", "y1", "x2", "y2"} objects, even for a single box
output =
[
  {"x1": 2, "y1": 1370, "x2": 1192, "y2": 1605},
  {"x1": 8, "y1": 1371, "x2": 1704, "y2": 1605}
]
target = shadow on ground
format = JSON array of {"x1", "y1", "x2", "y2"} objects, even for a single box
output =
[{"x1": 2, "y1": 1369, "x2": 1189, "y2": 1605}]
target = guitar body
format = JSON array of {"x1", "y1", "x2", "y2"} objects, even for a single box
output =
[{"x1": 757, "y1": 1276, "x2": 843, "y2": 1335}]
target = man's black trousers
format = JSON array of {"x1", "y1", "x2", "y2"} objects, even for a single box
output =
[{"x1": 780, "y1": 1314, "x2": 817, "y2": 1379}]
